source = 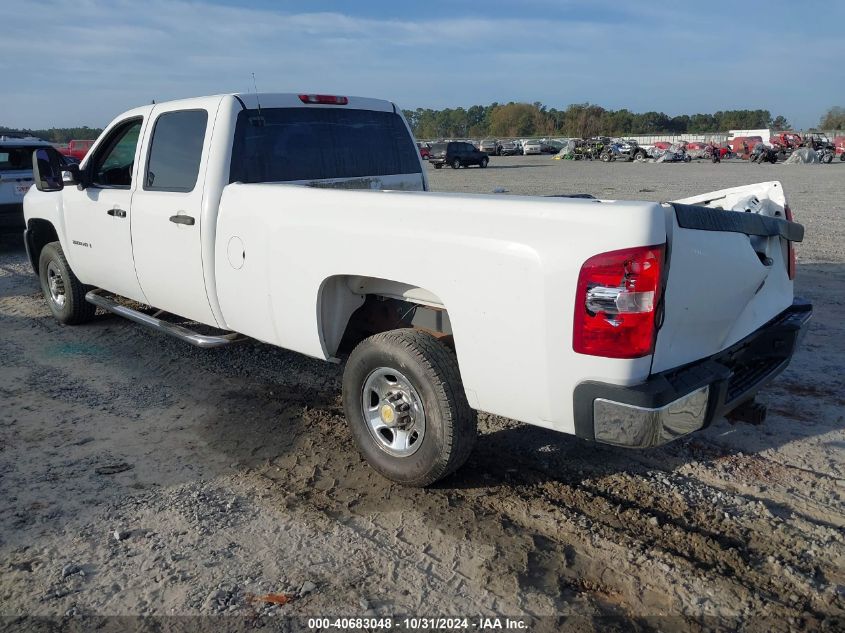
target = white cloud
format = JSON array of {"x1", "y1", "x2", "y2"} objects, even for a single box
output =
[{"x1": 1, "y1": 0, "x2": 842, "y2": 128}]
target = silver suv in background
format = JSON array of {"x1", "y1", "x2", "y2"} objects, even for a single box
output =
[
  {"x1": 478, "y1": 139, "x2": 499, "y2": 155},
  {"x1": 1, "y1": 136, "x2": 54, "y2": 230}
]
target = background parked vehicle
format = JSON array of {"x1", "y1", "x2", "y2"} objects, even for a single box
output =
[
  {"x1": 540, "y1": 139, "x2": 564, "y2": 154},
  {"x1": 428, "y1": 141, "x2": 489, "y2": 169},
  {"x1": 834, "y1": 136, "x2": 845, "y2": 161},
  {"x1": 803, "y1": 133, "x2": 835, "y2": 163},
  {"x1": 58, "y1": 139, "x2": 95, "y2": 161},
  {"x1": 769, "y1": 132, "x2": 803, "y2": 157},
  {"x1": 478, "y1": 139, "x2": 499, "y2": 155},
  {"x1": 417, "y1": 142, "x2": 431, "y2": 159},
  {"x1": 649, "y1": 142, "x2": 692, "y2": 162},
  {"x1": 0, "y1": 136, "x2": 54, "y2": 230},
  {"x1": 730, "y1": 136, "x2": 763, "y2": 157},
  {"x1": 497, "y1": 140, "x2": 520, "y2": 156},
  {"x1": 522, "y1": 140, "x2": 542, "y2": 155},
  {"x1": 750, "y1": 142, "x2": 778, "y2": 164},
  {"x1": 615, "y1": 139, "x2": 647, "y2": 161}
]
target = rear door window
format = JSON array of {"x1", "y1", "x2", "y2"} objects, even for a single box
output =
[
  {"x1": 230, "y1": 107, "x2": 421, "y2": 183},
  {"x1": 144, "y1": 110, "x2": 208, "y2": 192}
]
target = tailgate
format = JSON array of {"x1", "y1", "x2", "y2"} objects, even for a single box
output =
[{"x1": 651, "y1": 181, "x2": 804, "y2": 373}]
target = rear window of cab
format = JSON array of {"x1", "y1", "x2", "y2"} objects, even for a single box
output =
[{"x1": 230, "y1": 107, "x2": 421, "y2": 183}]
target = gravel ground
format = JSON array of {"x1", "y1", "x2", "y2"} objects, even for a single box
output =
[{"x1": 1, "y1": 156, "x2": 843, "y2": 632}]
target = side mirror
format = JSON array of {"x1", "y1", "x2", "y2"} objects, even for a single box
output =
[{"x1": 32, "y1": 147, "x2": 65, "y2": 192}]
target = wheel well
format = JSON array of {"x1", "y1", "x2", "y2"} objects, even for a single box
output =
[
  {"x1": 318, "y1": 275, "x2": 452, "y2": 358},
  {"x1": 25, "y1": 219, "x2": 59, "y2": 274}
]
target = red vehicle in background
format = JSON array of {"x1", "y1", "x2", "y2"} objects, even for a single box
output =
[
  {"x1": 769, "y1": 132, "x2": 802, "y2": 150},
  {"x1": 834, "y1": 136, "x2": 845, "y2": 161},
  {"x1": 58, "y1": 139, "x2": 95, "y2": 161},
  {"x1": 417, "y1": 142, "x2": 431, "y2": 159},
  {"x1": 729, "y1": 136, "x2": 763, "y2": 157},
  {"x1": 651, "y1": 141, "x2": 673, "y2": 150}
]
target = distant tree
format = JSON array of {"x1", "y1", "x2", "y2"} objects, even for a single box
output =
[
  {"x1": 771, "y1": 115, "x2": 790, "y2": 131},
  {"x1": 820, "y1": 106, "x2": 845, "y2": 130},
  {"x1": 489, "y1": 103, "x2": 546, "y2": 137}
]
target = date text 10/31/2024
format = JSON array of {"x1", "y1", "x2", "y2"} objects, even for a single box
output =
[{"x1": 307, "y1": 617, "x2": 529, "y2": 630}]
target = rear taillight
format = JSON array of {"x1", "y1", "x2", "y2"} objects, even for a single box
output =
[
  {"x1": 573, "y1": 244, "x2": 665, "y2": 358},
  {"x1": 784, "y1": 204, "x2": 796, "y2": 280},
  {"x1": 298, "y1": 94, "x2": 349, "y2": 105}
]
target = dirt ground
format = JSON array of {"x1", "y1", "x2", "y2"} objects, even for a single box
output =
[{"x1": 1, "y1": 157, "x2": 843, "y2": 632}]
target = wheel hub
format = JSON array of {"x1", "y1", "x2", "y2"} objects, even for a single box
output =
[
  {"x1": 46, "y1": 261, "x2": 66, "y2": 308},
  {"x1": 362, "y1": 368, "x2": 426, "y2": 457}
]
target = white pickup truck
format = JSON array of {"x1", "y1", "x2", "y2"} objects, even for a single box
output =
[{"x1": 23, "y1": 93, "x2": 812, "y2": 486}]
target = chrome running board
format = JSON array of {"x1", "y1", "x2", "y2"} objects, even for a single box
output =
[{"x1": 85, "y1": 289, "x2": 246, "y2": 349}]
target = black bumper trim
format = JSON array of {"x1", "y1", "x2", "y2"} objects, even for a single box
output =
[{"x1": 573, "y1": 297, "x2": 813, "y2": 442}]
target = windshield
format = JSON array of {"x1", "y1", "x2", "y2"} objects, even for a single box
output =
[{"x1": 230, "y1": 107, "x2": 421, "y2": 183}]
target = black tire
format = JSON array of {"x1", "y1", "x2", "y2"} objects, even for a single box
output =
[
  {"x1": 451, "y1": 158, "x2": 462, "y2": 169},
  {"x1": 342, "y1": 329, "x2": 477, "y2": 487},
  {"x1": 38, "y1": 241, "x2": 96, "y2": 325},
  {"x1": 840, "y1": 153, "x2": 845, "y2": 161},
  {"x1": 479, "y1": 157, "x2": 489, "y2": 168},
  {"x1": 821, "y1": 152, "x2": 833, "y2": 164},
  {"x1": 600, "y1": 151, "x2": 611, "y2": 162},
  {"x1": 634, "y1": 151, "x2": 647, "y2": 162},
  {"x1": 433, "y1": 163, "x2": 443, "y2": 169}
]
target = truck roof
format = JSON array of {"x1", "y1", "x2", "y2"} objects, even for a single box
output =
[{"x1": 141, "y1": 93, "x2": 397, "y2": 113}]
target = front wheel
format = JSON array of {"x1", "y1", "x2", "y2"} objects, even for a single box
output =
[
  {"x1": 38, "y1": 241, "x2": 96, "y2": 325},
  {"x1": 342, "y1": 329, "x2": 477, "y2": 486},
  {"x1": 821, "y1": 152, "x2": 833, "y2": 164},
  {"x1": 451, "y1": 158, "x2": 462, "y2": 169},
  {"x1": 479, "y1": 157, "x2": 489, "y2": 168}
]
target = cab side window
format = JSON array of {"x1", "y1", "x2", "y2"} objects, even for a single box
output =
[
  {"x1": 144, "y1": 110, "x2": 208, "y2": 192},
  {"x1": 91, "y1": 119, "x2": 142, "y2": 188}
]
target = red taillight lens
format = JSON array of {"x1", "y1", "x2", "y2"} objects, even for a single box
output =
[
  {"x1": 298, "y1": 94, "x2": 349, "y2": 105},
  {"x1": 573, "y1": 244, "x2": 665, "y2": 359},
  {"x1": 784, "y1": 205, "x2": 796, "y2": 280}
]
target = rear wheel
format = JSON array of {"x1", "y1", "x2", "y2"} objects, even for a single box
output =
[
  {"x1": 342, "y1": 329, "x2": 477, "y2": 486},
  {"x1": 451, "y1": 158, "x2": 462, "y2": 169},
  {"x1": 38, "y1": 241, "x2": 96, "y2": 325},
  {"x1": 821, "y1": 152, "x2": 833, "y2": 164}
]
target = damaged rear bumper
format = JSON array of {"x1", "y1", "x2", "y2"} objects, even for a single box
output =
[{"x1": 573, "y1": 298, "x2": 813, "y2": 448}]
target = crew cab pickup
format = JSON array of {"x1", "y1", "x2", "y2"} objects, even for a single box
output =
[{"x1": 23, "y1": 93, "x2": 812, "y2": 486}]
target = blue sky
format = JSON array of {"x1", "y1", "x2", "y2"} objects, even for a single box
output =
[{"x1": 2, "y1": 0, "x2": 843, "y2": 129}]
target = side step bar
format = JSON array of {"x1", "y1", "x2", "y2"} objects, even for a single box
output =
[{"x1": 85, "y1": 289, "x2": 246, "y2": 349}]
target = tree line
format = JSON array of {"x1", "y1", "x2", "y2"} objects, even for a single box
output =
[
  {"x1": 402, "y1": 103, "x2": 798, "y2": 139},
  {"x1": 2, "y1": 105, "x2": 842, "y2": 144},
  {"x1": 0, "y1": 125, "x2": 104, "y2": 144}
]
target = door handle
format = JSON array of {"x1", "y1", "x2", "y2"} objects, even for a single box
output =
[
  {"x1": 169, "y1": 214, "x2": 195, "y2": 226},
  {"x1": 107, "y1": 208, "x2": 127, "y2": 218}
]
